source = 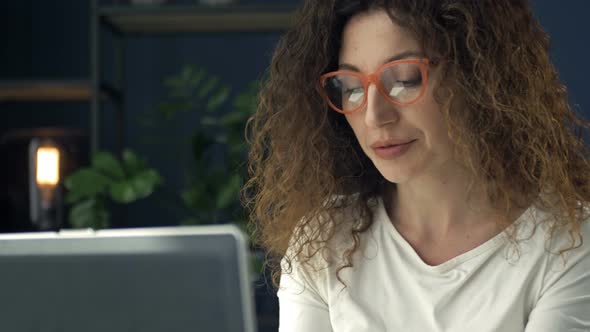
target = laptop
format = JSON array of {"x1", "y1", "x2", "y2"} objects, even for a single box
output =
[{"x1": 0, "y1": 225, "x2": 257, "y2": 332}]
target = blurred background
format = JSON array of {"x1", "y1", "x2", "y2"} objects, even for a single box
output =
[{"x1": 0, "y1": 1, "x2": 588, "y2": 331}]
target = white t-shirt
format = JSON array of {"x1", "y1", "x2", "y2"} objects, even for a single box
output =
[{"x1": 277, "y1": 197, "x2": 590, "y2": 332}]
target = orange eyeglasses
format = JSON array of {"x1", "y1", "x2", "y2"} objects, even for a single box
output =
[{"x1": 319, "y1": 58, "x2": 430, "y2": 114}]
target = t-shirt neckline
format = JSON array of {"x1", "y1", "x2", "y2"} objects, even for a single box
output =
[{"x1": 375, "y1": 196, "x2": 533, "y2": 274}]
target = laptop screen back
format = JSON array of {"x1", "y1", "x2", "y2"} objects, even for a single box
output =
[{"x1": 0, "y1": 225, "x2": 257, "y2": 332}]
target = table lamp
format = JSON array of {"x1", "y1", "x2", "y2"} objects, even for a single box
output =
[{"x1": 29, "y1": 138, "x2": 63, "y2": 230}]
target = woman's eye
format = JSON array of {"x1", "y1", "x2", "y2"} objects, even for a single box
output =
[
  {"x1": 344, "y1": 87, "x2": 364, "y2": 103},
  {"x1": 344, "y1": 87, "x2": 362, "y2": 94},
  {"x1": 398, "y1": 77, "x2": 422, "y2": 87}
]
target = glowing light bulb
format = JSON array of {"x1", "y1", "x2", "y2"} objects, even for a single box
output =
[{"x1": 36, "y1": 147, "x2": 60, "y2": 186}]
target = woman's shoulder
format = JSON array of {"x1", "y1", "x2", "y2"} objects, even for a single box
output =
[
  {"x1": 515, "y1": 202, "x2": 590, "y2": 282},
  {"x1": 279, "y1": 195, "x2": 381, "y2": 297},
  {"x1": 516, "y1": 202, "x2": 590, "y2": 315},
  {"x1": 525, "y1": 202, "x2": 590, "y2": 251},
  {"x1": 283, "y1": 194, "x2": 381, "y2": 265}
]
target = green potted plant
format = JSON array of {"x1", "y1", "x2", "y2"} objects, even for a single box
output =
[
  {"x1": 64, "y1": 149, "x2": 163, "y2": 229},
  {"x1": 141, "y1": 65, "x2": 259, "y2": 229},
  {"x1": 146, "y1": 64, "x2": 263, "y2": 276},
  {"x1": 64, "y1": 64, "x2": 263, "y2": 277}
]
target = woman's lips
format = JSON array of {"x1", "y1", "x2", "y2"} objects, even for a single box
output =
[{"x1": 372, "y1": 139, "x2": 416, "y2": 159}]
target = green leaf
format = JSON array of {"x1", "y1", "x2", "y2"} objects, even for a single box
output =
[
  {"x1": 181, "y1": 186, "x2": 210, "y2": 211},
  {"x1": 181, "y1": 189, "x2": 198, "y2": 206},
  {"x1": 197, "y1": 77, "x2": 220, "y2": 99},
  {"x1": 158, "y1": 100, "x2": 193, "y2": 118},
  {"x1": 188, "y1": 67, "x2": 207, "y2": 87},
  {"x1": 122, "y1": 149, "x2": 147, "y2": 175},
  {"x1": 220, "y1": 111, "x2": 248, "y2": 127},
  {"x1": 68, "y1": 198, "x2": 110, "y2": 229},
  {"x1": 157, "y1": 102, "x2": 178, "y2": 118},
  {"x1": 109, "y1": 168, "x2": 162, "y2": 204},
  {"x1": 200, "y1": 116, "x2": 218, "y2": 127},
  {"x1": 226, "y1": 129, "x2": 248, "y2": 147},
  {"x1": 249, "y1": 251, "x2": 264, "y2": 276},
  {"x1": 181, "y1": 65, "x2": 197, "y2": 82},
  {"x1": 233, "y1": 93, "x2": 254, "y2": 112},
  {"x1": 130, "y1": 169, "x2": 162, "y2": 199},
  {"x1": 215, "y1": 174, "x2": 242, "y2": 209},
  {"x1": 92, "y1": 151, "x2": 125, "y2": 180},
  {"x1": 169, "y1": 84, "x2": 190, "y2": 99},
  {"x1": 64, "y1": 169, "x2": 112, "y2": 203},
  {"x1": 228, "y1": 141, "x2": 248, "y2": 157},
  {"x1": 206, "y1": 86, "x2": 231, "y2": 112},
  {"x1": 232, "y1": 81, "x2": 259, "y2": 115},
  {"x1": 164, "y1": 75, "x2": 185, "y2": 90},
  {"x1": 109, "y1": 180, "x2": 136, "y2": 204},
  {"x1": 214, "y1": 134, "x2": 228, "y2": 144}
]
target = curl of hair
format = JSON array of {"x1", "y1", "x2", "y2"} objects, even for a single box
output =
[{"x1": 242, "y1": 0, "x2": 590, "y2": 288}]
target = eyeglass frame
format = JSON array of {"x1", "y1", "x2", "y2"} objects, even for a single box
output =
[{"x1": 318, "y1": 58, "x2": 431, "y2": 114}]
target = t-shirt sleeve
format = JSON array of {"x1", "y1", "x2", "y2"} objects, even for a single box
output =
[
  {"x1": 524, "y1": 226, "x2": 590, "y2": 331},
  {"x1": 277, "y1": 255, "x2": 333, "y2": 332}
]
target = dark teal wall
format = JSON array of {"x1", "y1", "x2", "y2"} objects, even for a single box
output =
[
  {"x1": 0, "y1": 1, "x2": 33, "y2": 78},
  {"x1": 0, "y1": 1, "x2": 90, "y2": 137},
  {"x1": 533, "y1": 1, "x2": 589, "y2": 134}
]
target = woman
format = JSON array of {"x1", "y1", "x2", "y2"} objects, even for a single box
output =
[{"x1": 244, "y1": 0, "x2": 590, "y2": 331}]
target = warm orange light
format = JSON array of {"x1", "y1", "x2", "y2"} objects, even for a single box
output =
[{"x1": 36, "y1": 147, "x2": 60, "y2": 186}]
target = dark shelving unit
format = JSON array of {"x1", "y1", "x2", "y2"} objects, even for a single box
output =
[
  {"x1": 99, "y1": 4, "x2": 297, "y2": 33},
  {"x1": 0, "y1": 80, "x2": 122, "y2": 102},
  {"x1": 0, "y1": 80, "x2": 92, "y2": 102},
  {"x1": 0, "y1": 2, "x2": 297, "y2": 156},
  {"x1": 90, "y1": 1, "x2": 298, "y2": 155}
]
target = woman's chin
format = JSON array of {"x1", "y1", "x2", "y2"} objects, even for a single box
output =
[{"x1": 373, "y1": 164, "x2": 414, "y2": 184}]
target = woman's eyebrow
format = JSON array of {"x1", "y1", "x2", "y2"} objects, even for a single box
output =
[{"x1": 338, "y1": 50, "x2": 424, "y2": 71}]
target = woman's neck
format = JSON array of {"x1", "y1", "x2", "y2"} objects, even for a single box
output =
[{"x1": 382, "y1": 167, "x2": 502, "y2": 239}]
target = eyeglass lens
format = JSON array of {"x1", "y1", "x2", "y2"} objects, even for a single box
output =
[{"x1": 323, "y1": 62, "x2": 424, "y2": 112}]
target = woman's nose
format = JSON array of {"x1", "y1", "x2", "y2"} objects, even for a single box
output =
[{"x1": 364, "y1": 83, "x2": 399, "y2": 128}]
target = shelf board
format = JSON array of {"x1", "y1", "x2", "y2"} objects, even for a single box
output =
[
  {"x1": 99, "y1": 4, "x2": 298, "y2": 33},
  {"x1": 0, "y1": 80, "x2": 121, "y2": 102},
  {"x1": 0, "y1": 80, "x2": 92, "y2": 102}
]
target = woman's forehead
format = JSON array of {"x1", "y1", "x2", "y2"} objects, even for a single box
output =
[{"x1": 338, "y1": 9, "x2": 420, "y2": 71}]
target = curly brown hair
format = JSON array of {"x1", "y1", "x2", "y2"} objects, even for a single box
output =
[{"x1": 243, "y1": 0, "x2": 590, "y2": 287}]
